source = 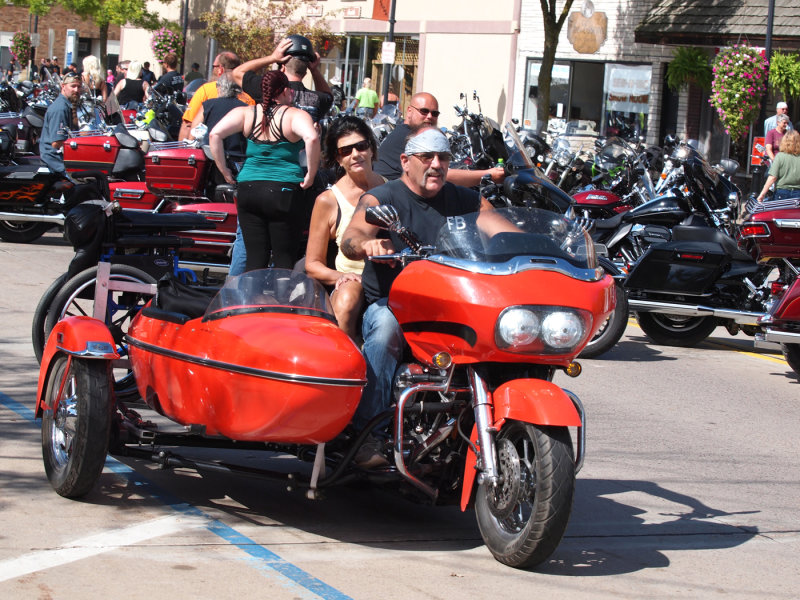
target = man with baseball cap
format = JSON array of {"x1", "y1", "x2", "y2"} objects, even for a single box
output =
[
  {"x1": 39, "y1": 72, "x2": 81, "y2": 176},
  {"x1": 340, "y1": 126, "x2": 511, "y2": 467},
  {"x1": 765, "y1": 101, "x2": 793, "y2": 136}
]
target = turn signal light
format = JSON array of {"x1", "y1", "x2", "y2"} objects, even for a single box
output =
[
  {"x1": 432, "y1": 352, "x2": 452, "y2": 369},
  {"x1": 771, "y1": 281, "x2": 787, "y2": 296},
  {"x1": 565, "y1": 361, "x2": 582, "y2": 377}
]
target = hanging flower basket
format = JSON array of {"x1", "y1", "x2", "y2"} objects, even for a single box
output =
[
  {"x1": 10, "y1": 32, "x2": 32, "y2": 67},
  {"x1": 150, "y1": 27, "x2": 184, "y2": 63},
  {"x1": 709, "y1": 45, "x2": 768, "y2": 141}
]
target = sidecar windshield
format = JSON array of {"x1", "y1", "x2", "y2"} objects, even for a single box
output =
[
  {"x1": 433, "y1": 207, "x2": 599, "y2": 277},
  {"x1": 203, "y1": 269, "x2": 335, "y2": 321}
]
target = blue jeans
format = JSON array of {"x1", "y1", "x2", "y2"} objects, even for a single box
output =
[
  {"x1": 774, "y1": 188, "x2": 800, "y2": 201},
  {"x1": 353, "y1": 298, "x2": 404, "y2": 431},
  {"x1": 228, "y1": 222, "x2": 246, "y2": 277}
]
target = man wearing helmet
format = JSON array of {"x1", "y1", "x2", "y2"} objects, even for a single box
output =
[{"x1": 232, "y1": 36, "x2": 333, "y2": 123}]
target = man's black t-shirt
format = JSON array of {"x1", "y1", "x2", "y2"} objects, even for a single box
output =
[
  {"x1": 373, "y1": 123, "x2": 411, "y2": 181},
  {"x1": 155, "y1": 71, "x2": 183, "y2": 94},
  {"x1": 242, "y1": 71, "x2": 333, "y2": 123},
  {"x1": 361, "y1": 179, "x2": 481, "y2": 303}
]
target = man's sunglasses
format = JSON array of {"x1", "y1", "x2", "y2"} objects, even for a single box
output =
[
  {"x1": 409, "y1": 105, "x2": 440, "y2": 118},
  {"x1": 337, "y1": 139, "x2": 371, "y2": 158},
  {"x1": 410, "y1": 152, "x2": 452, "y2": 164}
]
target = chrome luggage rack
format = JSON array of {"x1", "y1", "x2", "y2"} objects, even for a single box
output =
[
  {"x1": 149, "y1": 140, "x2": 201, "y2": 152},
  {"x1": 0, "y1": 111, "x2": 22, "y2": 119}
]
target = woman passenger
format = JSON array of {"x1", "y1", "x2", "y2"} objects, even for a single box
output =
[
  {"x1": 81, "y1": 55, "x2": 108, "y2": 103},
  {"x1": 304, "y1": 116, "x2": 385, "y2": 340}
]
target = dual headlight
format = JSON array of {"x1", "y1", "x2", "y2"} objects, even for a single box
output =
[{"x1": 495, "y1": 306, "x2": 592, "y2": 354}]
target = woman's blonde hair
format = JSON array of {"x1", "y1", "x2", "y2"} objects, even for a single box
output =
[
  {"x1": 780, "y1": 129, "x2": 800, "y2": 156},
  {"x1": 82, "y1": 55, "x2": 103, "y2": 89},
  {"x1": 126, "y1": 61, "x2": 142, "y2": 80}
]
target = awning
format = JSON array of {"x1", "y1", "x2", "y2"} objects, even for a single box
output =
[{"x1": 635, "y1": 0, "x2": 800, "y2": 50}]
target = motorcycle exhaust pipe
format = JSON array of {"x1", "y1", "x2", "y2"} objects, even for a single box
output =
[
  {"x1": 0, "y1": 211, "x2": 65, "y2": 224},
  {"x1": 628, "y1": 299, "x2": 765, "y2": 326},
  {"x1": 756, "y1": 328, "x2": 800, "y2": 345}
]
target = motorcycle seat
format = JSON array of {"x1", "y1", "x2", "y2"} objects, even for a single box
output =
[
  {"x1": 671, "y1": 225, "x2": 752, "y2": 263},
  {"x1": 592, "y1": 211, "x2": 626, "y2": 231}
]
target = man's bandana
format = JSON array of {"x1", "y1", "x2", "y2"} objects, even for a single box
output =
[{"x1": 404, "y1": 128, "x2": 451, "y2": 156}]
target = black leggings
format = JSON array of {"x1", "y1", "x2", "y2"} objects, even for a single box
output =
[{"x1": 237, "y1": 180, "x2": 302, "y2": 271}]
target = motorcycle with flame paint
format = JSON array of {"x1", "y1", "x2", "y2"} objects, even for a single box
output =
[{"x1": 35, "y1": 206, "x2": 614, "y2": 569}]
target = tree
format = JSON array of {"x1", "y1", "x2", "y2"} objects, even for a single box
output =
[
  {"x1": 12, "y1": 0, "x2": 169, "y2": 68},
  {"x1": 202, "y1": 0, "x2": 338, "y2": 63},
  {"x1": 537, "y1": 0, "x2": 575, "y2": 130}
]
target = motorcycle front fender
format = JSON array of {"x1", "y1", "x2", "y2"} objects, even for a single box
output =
[
  {"x1": 35, "y1": 316, "x2": 118, "y2": 418},
  {"x1": 460, "y1": 379, "x2": 582, "y2": 511}
]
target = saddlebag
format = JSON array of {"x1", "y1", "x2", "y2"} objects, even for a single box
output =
[{"x1": 624, "y1": 241, "x2": 729, "y2": 295}]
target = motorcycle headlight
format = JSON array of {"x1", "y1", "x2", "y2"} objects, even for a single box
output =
[
  {"x1": 541, "y1": 311, "x2": 584, "y2": 349},
  {"x1": 496, "y1": 308, "x2": 540, "y2": 347},
  {"x1": 496, "y1": 306, "x2": 591, "y2": 354}
]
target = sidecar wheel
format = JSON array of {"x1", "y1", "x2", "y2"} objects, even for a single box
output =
[
  {"x1": 0, "y1": 221, "x2": 52, "y2": 243},
  {"x1": 475, "y1": 422, "x2": 575, "y2": 569},
  {"x1": 42, "y1": 356, "x2": 112, "y2": 498},
  {"x1": 781, "y1": 343, "x2": 800, "y2": 378},
  {"x1": 579, "y1": 281, "x2": 628, "y2": 358},
  {"x1": 635, "y1": 312, "x2": 718, "y2": 347},
  {"x1": 32, "y1": 272, "x2": 70, "y2": 364}
]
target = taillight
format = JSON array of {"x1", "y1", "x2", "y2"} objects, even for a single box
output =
[
  {"x1": 771, "y1": 281, "x2": 787, "y2": 296},
  {"x1": 739, "y1": 222, "x2": 770, "y2": 238}
]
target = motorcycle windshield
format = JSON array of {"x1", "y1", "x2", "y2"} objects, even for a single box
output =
[
  {"x1": 433, "y1": 207, "x2": 600, "y2": 279},
  {"x1": 204, "y1": 268, "x2": 336, "y2": 320}
]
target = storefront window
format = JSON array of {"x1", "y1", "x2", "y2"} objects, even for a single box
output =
[
  {"x1": 602, "y1": 64, "x2": 652, "y2": 139},
  {"x1": 523, "y1": 60, "x2": 570, "y2": 131}
]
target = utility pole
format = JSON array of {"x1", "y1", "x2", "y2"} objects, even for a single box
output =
[{"x1": 381, "y1": 0, "x2": 397, "y2": 107}]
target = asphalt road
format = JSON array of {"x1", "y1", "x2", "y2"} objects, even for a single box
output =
[{"x1": 1, "y1": 231, "x2": 798, "y2": 599}]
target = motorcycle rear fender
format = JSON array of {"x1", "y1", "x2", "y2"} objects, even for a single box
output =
[
  {"x1": 35, "y1": 316, "x2": 118, "y2": 418},
  {"x1": 460, "y1": 379, "x2": 582, "y2": 511}
]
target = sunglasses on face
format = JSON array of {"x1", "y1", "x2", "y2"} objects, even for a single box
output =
[
  {"x1": 409, "y1": 105, "x2": 440, "y2": 118},
  {"x1": 337, "y1": 139, "x2": 371, "y2": 158},
  {"x1": 411, "y1": 152, "x2": 451, "y2": 164}
]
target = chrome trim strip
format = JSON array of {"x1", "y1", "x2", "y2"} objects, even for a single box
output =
[
  {"x1": 775, "y1": 219, "x2": 800, "y2": 229},
  {"x1": 126, "y1": 336, "x2": 367, "y2": 387},
  {"x1": 426, "y1": 254, "x2": 603, "y2": 281},
  {"x1": 55, "y1": 343, "x2": 118, "y2": 359}
]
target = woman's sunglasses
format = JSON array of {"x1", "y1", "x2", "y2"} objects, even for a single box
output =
[{"x1": 337, "y1": 139, "x2": 371, "y2": 158}]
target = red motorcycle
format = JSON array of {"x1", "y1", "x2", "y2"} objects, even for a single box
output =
[
  {"x1": 35, "y1": 206, "x2": 614, "y2": 569},
  {"x1": 738, "y1": 197, "x2": 800, "y2": 373}
]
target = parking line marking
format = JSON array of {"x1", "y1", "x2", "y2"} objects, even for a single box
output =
[
  {"x1": 0, "y1": 515, "x2": 205, "y2": 583},
  {"x1": 0, "y1": 392, "x2": 353, "y2": 600}
]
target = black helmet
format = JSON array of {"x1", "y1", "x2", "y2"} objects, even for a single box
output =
[{"x1": 286, "y1": 34, "x2": 315, "y2": 62}]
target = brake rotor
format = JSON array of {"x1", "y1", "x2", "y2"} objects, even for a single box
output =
[{"x1": 487, "y1": 437, "x2": 522, "y2": 520}]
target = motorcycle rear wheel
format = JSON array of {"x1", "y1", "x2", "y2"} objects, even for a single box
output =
[
  {"x1": 42, "y1": 356, "x2": 112, "y2": 498},
  {"x1": 32, "y1": 272, "x2": 70, "y2": 364},
  {"x1": 635, "y1": 312, "x2": 718, "y2": 347},
  {"x1": 580, "y1": 280, "x2": 628, "y2": 358},
  {"x1": 0, "y1": 221, "x2": 52, "y2": 243},
  {"x1": 781, "y1": 343, "x2": 800, "y2": 378},
  {"x1": 475, "y1": 421, "x2": 575, "y2": 569}
]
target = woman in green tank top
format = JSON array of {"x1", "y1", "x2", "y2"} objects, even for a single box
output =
[{"x1": 209, "y1": 70, "x2": 320, "y2": 270}]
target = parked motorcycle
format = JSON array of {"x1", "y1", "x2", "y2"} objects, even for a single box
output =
[
  {"x1": 36, "y1": 205, "x2": 614, "y2": 569},
  {"x1": 622, "y1": 181, "x2": 800, "y2": 365}
]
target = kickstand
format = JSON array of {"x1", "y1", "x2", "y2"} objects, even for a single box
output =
[{"x1": 307, "y1": 442, "x2": 325, "y2": 499}]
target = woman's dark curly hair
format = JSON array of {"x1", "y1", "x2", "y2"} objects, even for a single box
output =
[
  {"x1": 260, "y1": 70, "x2": 289, "y2": 138},
  {"x1": 323, "y1": 116, "x2": 379, "y2": 173}
]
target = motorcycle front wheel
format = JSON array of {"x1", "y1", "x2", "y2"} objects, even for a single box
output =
[
  {"x1": 0, "y1": 221, "x2": 52, "y2": 243},
  {"x1": 475, "y1": 421, "x2": 575, "y2": 569},
  {"x1": 42, "y1": 356, "x2": 112, "y2": 498},
  {"x1": 635, "y1": 312, "x2": 718, "y2": 346}
]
